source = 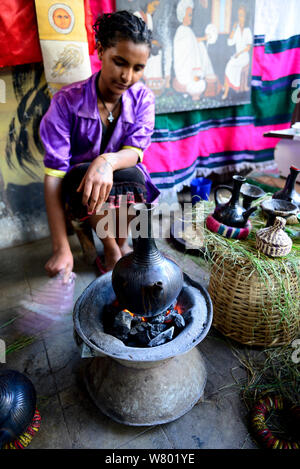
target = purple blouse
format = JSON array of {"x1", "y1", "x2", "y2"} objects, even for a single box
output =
[{"x1": 40, "y1": 72, "x2": 160, "y2": 202}]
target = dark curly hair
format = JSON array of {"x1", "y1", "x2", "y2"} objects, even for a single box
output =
[{"x1": 93, "y1": 10, "x2": 152, "y2": 51}]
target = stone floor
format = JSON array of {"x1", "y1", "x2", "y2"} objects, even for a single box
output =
[{"x1": 0, "y1": 219, "x2": 260, "y2": 450}]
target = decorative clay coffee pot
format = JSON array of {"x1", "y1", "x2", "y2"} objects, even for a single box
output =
[
  {"x1": 0, "y1": 369, "x2": 36, "y2": 448},
  {"x1": 213, "y1": 175, "x2": 257, "y2": 228},
  {"x1": 272, "y1": 166, "x2": 300, "y2": 209},
  {"x1": 112, "y1": 204, "x2": 183, "y2": 318}
]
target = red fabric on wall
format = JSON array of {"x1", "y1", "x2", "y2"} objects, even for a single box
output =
[
  {"x1": 0, "y1": 0, "x2": 99, "y2": 68},
  {"x1": 84, "y1": 0, "x2": 96, "y2": 55},
  {"x1": 0, "y1": 0, "x2": 42, "y2": 67}
]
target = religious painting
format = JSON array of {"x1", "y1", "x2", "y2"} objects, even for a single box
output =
[
  {"x1": 35, "y1": 0, "x2": 91, "y2": 87},
  {"x1": 116, "y1": 0, "x2": 255, "y2": 114}
]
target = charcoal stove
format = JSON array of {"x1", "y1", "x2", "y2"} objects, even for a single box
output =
[{"x1": 73, "y1": 272, "x2": 213, "y2": 426}]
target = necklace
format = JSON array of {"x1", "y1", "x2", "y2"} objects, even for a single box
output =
[{"x1": 97, "y1": 90, "x2": 120, "y2": 124}]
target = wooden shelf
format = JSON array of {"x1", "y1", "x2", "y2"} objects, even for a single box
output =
[{"x1": 263, "y1": 128, "x2": 300, "y2": 140}]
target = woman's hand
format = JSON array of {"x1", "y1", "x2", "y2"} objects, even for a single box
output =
[
  {"x1": 76, "y1": 155, "x2": 114, "y2": 214},
  {"x1": 45, "y1": 246, "x2": 74, "y2": 283}
]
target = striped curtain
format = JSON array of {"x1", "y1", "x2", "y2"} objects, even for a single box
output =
[{"x1": 139, "y1": 0, "x2": 300, "y2": 199}]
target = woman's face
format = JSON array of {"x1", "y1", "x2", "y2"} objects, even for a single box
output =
[
  {"x1": 53, "y1": 8, "x2": 72, "y2": 29},
  {"x1": 183, "y1": 7, "x2": 193, "y2": 26},
  {"x1": 98, "y1": 40, "x2": 150, "y2": 97},
  {"x1": 238, "y1": 8, "x2": 246, "y2": 27}
]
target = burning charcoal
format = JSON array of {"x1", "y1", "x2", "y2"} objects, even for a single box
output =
[
  {"x1": 173, "y1": 313, "x2": 185, "y2": 329},
  {"x1": 151, "y1": 314, "x2": 166, "y2": 324},
  {"x1": 182, "y1": 308, "x2": 192, "y2": 321},
  {"x1": 135, "y1": 323, "x2": 149, "y2": 332},
  {"x1": 131, "y1": 315, "x2": 144, "y2": 323},
  {"x1": 148, "y1": 323, "x2": 168, "y2": 338},
  {"x1": 135, "y1": 329, "x2": 152, "y2": 346},
  {"x1": 113, "y1": 310, "x2": 134, "y2": 341},
  {"x1": 128, "y1": 322, "x2": 151, "y2": 346},
  {"x1": 148, "y1": 326, "x2": 174, "y2": 347}
]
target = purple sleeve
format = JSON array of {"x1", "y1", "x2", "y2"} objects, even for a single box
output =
[
  {"x1": 122, "y1": 87, "x2": 155, "y2": 152},
  {"x1": 40, "y1": 93, "x2": 72, "y2": 173}
]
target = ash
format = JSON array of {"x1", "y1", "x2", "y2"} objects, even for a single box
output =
[{"x1": 103, "y1": 301, "x2": 189, "y2": 347}]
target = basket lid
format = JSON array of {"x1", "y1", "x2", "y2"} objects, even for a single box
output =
[{"x1": 256, "y1": 217, "x2": 292, "y2": 257}]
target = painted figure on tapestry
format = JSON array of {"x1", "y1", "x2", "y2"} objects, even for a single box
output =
[
  {"x1": 35, "y1": 0, "x2": 91, "y2": 85},
  {"x1": 116, "y1": 0, "x2": 255, "y2": 113},
  {"x1": 173, "y1": 0, "x2": 216, "y2": 100},
  {"x1": 48, "y1": 3, "x2": 75, "y2": 34},
  {"x1": 221, "y1": 4, "x2": 252, "y2": 99}
]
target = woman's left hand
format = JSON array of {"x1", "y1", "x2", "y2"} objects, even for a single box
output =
[{"x1": 77, "y1": 156, "x2": 113, "y2": 214}]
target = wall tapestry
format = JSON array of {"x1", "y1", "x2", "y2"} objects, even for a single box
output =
[
  {"x1": 116, "y1": 0, "x2": 255, "y2": 113},
  {"x1": 35, "y1": 0, "x2": 92, "y2": 94}
]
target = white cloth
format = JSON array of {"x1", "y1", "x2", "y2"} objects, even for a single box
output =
[
  {"x1": 143, "y1": 50, "x2": 162, "y2": 80},
  {"x1": 173, "y1": 25, "x2": 214, "y2": 96},
  {"x1": 254, "y1": 0, "x2": 300, "y2": 42},
  {"x1": 225, "y1": 26, "x2": 252, "y2": 88}
]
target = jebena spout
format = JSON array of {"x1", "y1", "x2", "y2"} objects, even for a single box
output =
[{"x1": 243, "y1": 206, "x2": 257, "y2": 222}]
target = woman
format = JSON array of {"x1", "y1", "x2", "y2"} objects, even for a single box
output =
[
  {"x1": 222, "y1": 5, "x2": 252, "y2": 100},
  {"x1": 173, "y1": 0, "x2": 215, "y2": 100},
  {"x1": 40, "y1": 11, "x2": 159, "y2": 282}
]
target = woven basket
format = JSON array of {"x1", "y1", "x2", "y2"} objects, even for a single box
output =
[{"x1": 208, "y1": 254, "x2": 300, "y2": 347}]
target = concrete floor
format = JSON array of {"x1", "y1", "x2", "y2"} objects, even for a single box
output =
[{"x1": 0, "y1": 224, "x2": 259, "y2": 450}]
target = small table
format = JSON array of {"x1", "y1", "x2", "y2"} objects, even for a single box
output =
[{"x1": 264, "y1": 128, "x2": 300, "y2": 140}]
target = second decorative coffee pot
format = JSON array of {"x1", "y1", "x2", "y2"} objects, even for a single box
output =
[
  {"x1": 272, "y1": 166, "x2": 300, "y2": 209},
  {"x1": 213, "y1": 175, "x2": 257, "y2": 228}
]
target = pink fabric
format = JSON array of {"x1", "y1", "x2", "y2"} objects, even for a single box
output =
[
  {"x1": 89, "y1": 0, "x2": 115, "y2": 20},
  {"x1": 252, "y1": 45, "x2": 300, "y2": 82},
  {"x1": 88, "y1": 1, "x2": 115, "y2": 73},
  {"x1": 262, "y1": 48, "x2": 300, "y2": 82},
  {"x1": 251, "y1": 46, "x2": 265, "y2": 77},
  {"x1": 143, "y1": 122, "x2": 290, "y2": 173}
]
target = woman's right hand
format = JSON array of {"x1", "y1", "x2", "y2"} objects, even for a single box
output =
[
  {"x1": 76, "y1": 155, "x2": 114, "y2": 215},
  {"x1": 45, "y1": 246, "x2": 74, "y2": 283}
]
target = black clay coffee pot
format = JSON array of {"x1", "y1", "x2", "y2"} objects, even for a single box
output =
[
  {"x1": 0, "y1": 369, "x2": 36, "y2": 447},
  {"x1": 213, "y1": 175, "x2": 257, "y2": 228},
  {"x1": 272, "y1": 166, "x2": 300, "y2": 209},
  {"x1": 112, "y1": 204, "x2": 183, "y2": 318}
]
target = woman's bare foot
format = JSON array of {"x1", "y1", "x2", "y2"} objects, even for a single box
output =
[
  {"x1": 102, "y1": 238, "x2": 122, "y2": 271},
  {"x1": 117, "y1": 238, "x2": 133, "y2": 257},
  {"x1": 104, "y1": 246, "x2": 122, "y2": 271}
]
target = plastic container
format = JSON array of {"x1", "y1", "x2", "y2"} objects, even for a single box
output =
[{"x1": 190, "y1": 177, "x2": 212, "y2": 204}]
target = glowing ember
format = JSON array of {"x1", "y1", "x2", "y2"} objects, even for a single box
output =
[
  {"x1": 103, "y1": 299, "x2": 186, "y2": 347},
  {"x1": 121, "y1": 304, "x2": 182, "y2": 324}
]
